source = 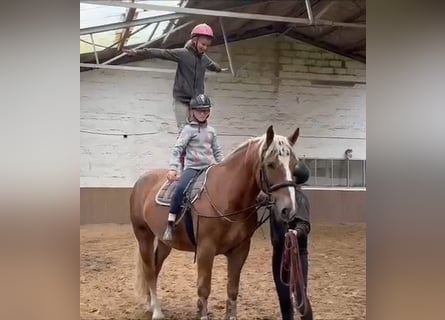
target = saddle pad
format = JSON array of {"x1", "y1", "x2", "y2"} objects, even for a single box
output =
[
  {"x1": 155, "y1": 180, "x2": 178, "y2": 206},
  {"x1": 155, "y1": 167, "x2": 212, "y2": 207}
]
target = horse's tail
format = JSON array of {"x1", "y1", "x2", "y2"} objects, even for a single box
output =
[{"x1": 130, "y1": 174, "x2": 157, "y2": 302}]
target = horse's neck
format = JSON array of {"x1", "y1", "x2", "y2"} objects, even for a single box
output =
[{"x1": 217, "y1": 145, "x2": 261, "y2": 207}]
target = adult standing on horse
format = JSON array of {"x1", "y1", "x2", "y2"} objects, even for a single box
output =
[
  {"x1": 163, "y1": 94, "x2": 223, "y2": 241},
  {"x1": 124, "y1": 23, "x2": 224, "y2": 132}
]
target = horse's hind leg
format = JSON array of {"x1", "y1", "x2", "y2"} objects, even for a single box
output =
[
  {"x1": 134, "y1": 225, "x2": 166, "y2": 319},
  {"x1": 225, "y1": 239, "x2": 251, "y2": 320},
  {"x1": 154, "y1": 240, "x2": 172, "y2": 277}
]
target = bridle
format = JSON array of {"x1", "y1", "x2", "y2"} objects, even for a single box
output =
[
  {"x1": 258, "y1": 154, "x2": 300, "y2": 226},
  {"x1": 259, "y1": 163, "x2": 298, "y2": 196}
]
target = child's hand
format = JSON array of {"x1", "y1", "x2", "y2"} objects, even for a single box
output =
[
  {"x1": 123, "y1": 48, "x2": 137, "y2": 56},
  {"x1": 167, "y1": 170, "x2": 178, "y2": 182}
]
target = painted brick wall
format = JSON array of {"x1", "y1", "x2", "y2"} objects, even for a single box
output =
[{"x1": 80, "y1": 35, "x2": 365, "y2": 187}]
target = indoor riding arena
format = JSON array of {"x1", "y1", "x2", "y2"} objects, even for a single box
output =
[{"x1": 80, "y1": 1, "x2": 366, "y2": 319}]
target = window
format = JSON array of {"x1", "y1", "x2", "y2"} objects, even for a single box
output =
[
  {"x1": 333, "y1": 160, "x2": 347, "y2": 187},
  {"x1": 301, "y1": 158, "x2": 366, "y2": 188},
  {"x1": 304, "y1": 159, "x2": 316, "y2": 186},
  {"x1": 316, "y1": 159, "x2": 332, "y2": 187},
  {"x1": 349, "y1": 160, "x2": 366, "y2": 187}
]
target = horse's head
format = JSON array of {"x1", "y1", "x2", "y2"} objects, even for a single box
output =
[{"x1": 258, "y1": 125, "x2": 309, "y2": 223}]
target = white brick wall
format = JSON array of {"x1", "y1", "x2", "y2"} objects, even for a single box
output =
[{"x1": 80, "y1": 35, "x2": 365, "y2": 187}]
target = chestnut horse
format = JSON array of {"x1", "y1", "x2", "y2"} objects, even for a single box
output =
[{"x1": 130, "y1": 125, "x2": 307, "y2": 319}]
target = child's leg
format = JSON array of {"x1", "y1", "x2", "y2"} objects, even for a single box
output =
[
  {"x1": 173, "y1": 99, "x2": 189, "y2": 171},
  {"x1": 163, "y1": 168, "x2": 198, "y2": 241},
  {"x1": 172, "y1": 99, "x2": 190, "y2": 132},
  {"x1": 168, "y1": 168, "x2": 198, "y2": 222}
]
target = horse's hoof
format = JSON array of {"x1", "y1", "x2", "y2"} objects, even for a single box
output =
[
  {"x1": 152, "y1": 309, "x2": 165, "y2": 319},
  {"x1": 199, "y1": 317, "x2": 208, "y2": 320}
]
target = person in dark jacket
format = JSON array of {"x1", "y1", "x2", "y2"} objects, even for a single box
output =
[
  {"x1": 258, "y1": 160, "x2": 313, "y2": 319},
  {"x1": 124, "y1": 23, "x2": 224, "y2": 131}
]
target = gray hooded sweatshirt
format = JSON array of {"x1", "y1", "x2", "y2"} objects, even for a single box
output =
[
  {"x1": 169, "y1": 121, "x2": 223, "y2": 171},
  {"x1": 139, "y1": 40, "x2": 221, "y2": 105}
]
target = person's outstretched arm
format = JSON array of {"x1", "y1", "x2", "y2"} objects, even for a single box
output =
[
  {"x1": 124, "y1": 48, "x2": 186, "y2": 62},
  {"x1": 204, "y1": 55, "x2": 222, "y2": 72}
]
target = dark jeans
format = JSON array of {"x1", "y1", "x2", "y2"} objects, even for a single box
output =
[{"x1": 169, "y1": 168, "x2": 199, "y2": 215}]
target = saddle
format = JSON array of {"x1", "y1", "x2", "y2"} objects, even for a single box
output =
[
  {"x1": 155, "y1": 167, "x2": 212, "y2": 246},
  {"x1": 155, "y1": 167, "x2": 210, "y2": 207}
]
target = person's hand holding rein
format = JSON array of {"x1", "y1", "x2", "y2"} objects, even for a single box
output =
[{"x1": 167, "y1": 170, "x2": 178, "y2": 182}]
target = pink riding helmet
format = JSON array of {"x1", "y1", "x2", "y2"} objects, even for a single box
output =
[{"x1": 190, "y1": 23, "x2": 214, "y2": 39}]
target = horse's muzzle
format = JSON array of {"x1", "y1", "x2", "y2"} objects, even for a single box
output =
[{"x1": 277, "y1": 205, "x2": 297, "y2": 223}]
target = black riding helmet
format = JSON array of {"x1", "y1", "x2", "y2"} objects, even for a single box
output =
[
  {"x1": 190, "y1": 94, "x2": 212, "y2": 124},
  {"x1": 190, "y1": 94, "x2": 211, "y2": 110}
]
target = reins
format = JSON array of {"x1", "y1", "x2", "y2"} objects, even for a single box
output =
[{"x1": 280, "y1": 229, "x2": 309, "y2": 317}]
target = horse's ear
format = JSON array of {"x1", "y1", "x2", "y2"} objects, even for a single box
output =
[
  {"x1": 265, "y1": 125, "x2": 274, "y2": 150},
  {"x1": 288, "y1": 127, "x2": 300, "y2": 146}
]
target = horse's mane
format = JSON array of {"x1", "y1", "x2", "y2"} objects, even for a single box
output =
[
  {"x1": 260, "y1": 134, "x2": 293, "y2": 161},
  {"x1": 223, "y1": 133, "x2": 293, "y2": 164}
]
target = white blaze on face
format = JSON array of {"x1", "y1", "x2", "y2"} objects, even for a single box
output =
[{"x1": 277, "y1": 139, "x2": 296, "y2": 212}]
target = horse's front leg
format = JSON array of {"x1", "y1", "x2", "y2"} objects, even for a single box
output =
[
  {"x1": 225, "y1": 239, "x2": 251, "y2": 320},
  {"x1": 196, "y1": 241, "x2": 216, "y2": 320}
]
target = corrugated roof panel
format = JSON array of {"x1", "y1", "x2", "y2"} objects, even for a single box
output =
[{"x1": 80, "y1": 1, "x2": 180, "y2": 53}]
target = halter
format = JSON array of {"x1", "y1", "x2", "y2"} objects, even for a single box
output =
[
  {"x1": 259, "y1": 141, "x2": 299, "y2": 198},
  {"x1": 259, "y1": 165, "x2": 298, "y2": 195}
]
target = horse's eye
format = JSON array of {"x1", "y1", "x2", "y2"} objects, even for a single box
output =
[{"x1": 267, "y1": 162, "x2": 275, "y2": 169}]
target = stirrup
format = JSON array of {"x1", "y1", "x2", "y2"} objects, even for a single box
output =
[{"x1": 162, "y1": 222, "x2": 174, "y2": 241}]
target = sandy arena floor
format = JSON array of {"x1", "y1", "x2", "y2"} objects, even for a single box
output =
[{"x1": 80, "y1": 223, "x2": 365, "y2": 320}]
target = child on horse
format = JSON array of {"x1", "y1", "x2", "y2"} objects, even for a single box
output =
[
  {"x1": 124, "y1": 23, "x2": 224, "y2": 131},
  {"x1": 162, "y1": 94, "x2": 223, "y2": 241}
]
